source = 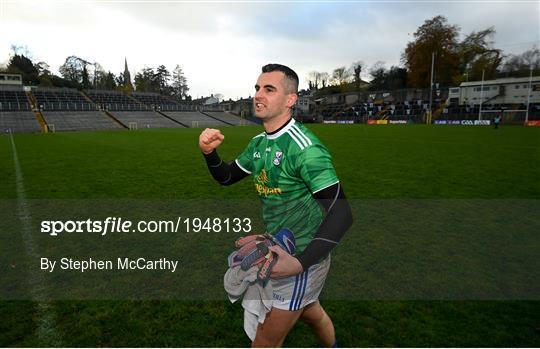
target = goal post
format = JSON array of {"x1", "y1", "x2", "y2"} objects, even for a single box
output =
[
  {"x1": 45, "y1": 124, "x2": 55, "y2": 133},
  {"x1": 128, "y1": 122, "x2": 138, "y2": 130},
  {"x1": 479, "y1": 109, "x2": 528, "y2": 124}
]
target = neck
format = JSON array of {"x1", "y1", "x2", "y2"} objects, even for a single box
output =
[{"x1": 263, "y1": 112, "x2": 291, "y2": 133}]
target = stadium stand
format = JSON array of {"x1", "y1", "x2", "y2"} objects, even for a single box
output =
[
  {"x1": 108, "y1": 111, "x2": 185, "y2": 129},
  {"x1": 40, "y1": 111, "x2": 122, "y2": 131},
  {"x1": 203, "y1": 111, "x2": 257, "y2": 125},
  {"x1": 129, "y1": 92, "x2": 192, "y2": 111},
  {"x1": 85, "y1": 90, "x2": 149, "y2": 111},
  {"x1": 318, "y1": 97, "x2": 448, "y2": 123},
  {"x1": 0, "y1": 111, "x2": 41, "y2": 133},
  {"x1": 0, "y1": 85, "x2": 31, "y2": 111},
  {"x1": 33, "y1": 87, "x2": 96, "y2": 111},
  {"x1": 161, "y1": 111, "x2": 228, "y2": 127}
]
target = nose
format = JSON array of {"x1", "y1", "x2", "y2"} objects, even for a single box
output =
[{"x1": 254, "y1": 89, "x2": 264, "y2": 100}]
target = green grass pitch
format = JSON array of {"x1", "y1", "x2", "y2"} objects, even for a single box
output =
[{"x1": 1, "y1": 124, "x2": 539, "y2": 346}]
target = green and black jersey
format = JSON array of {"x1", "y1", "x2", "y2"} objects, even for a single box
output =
[{"x1": 235, "y1": 118, "x2": 339, "y2": 253}]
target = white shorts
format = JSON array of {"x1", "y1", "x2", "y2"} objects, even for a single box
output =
[{"x1": 270, "y1": 255, "x2": 331, "y2": 311}]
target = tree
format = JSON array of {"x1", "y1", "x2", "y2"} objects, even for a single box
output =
[
  {"x1": 101, "y1": 72, "x2": 117, "y2": 90},
  {"x1": 455, "y1": 27, "x2": 502, "y2": 83},
  {"x1": 81, "y1": 64, "x2": 91, "y2": 89},
  {"x1": 331, "y1": 66, "x2": 352, "y2": 85},
  {"x1": 214, "y1": 93, "x2": 224, "y2": 102},
  {"x1": 35, "y1": 61, "x2": 51, "y2": 76},
  {"x1": 115, "y1": 72, "x2": 125, "y2": 89},
  {"x1": 320, "y1": 72, "x2": 330, "y2": 88},
  {"x1": 6, "y1": 54, "x2": 39, "y2": 85},
  {"x1": 499, "y1": 47, "x2": 540, "y2": 78},
  {"x1": 134, "y1": 67, "x2": 157, "y2": 92},
  {"x1": 368, "y1": 61, "x2": 387, "y2": 91},
  {"x1": 402, "y1": 15, "x2": 460, "y2": 88},
  {"x1": 368, "y1": 62, "x2": 408, "y2": 91},
  {"x1": 155, "y1": 65, "x2": 171, "y2": 95},
  {"x1": 351, "y1": 61, "x2": 364, "y2": 90},
  {"x1": 171, "y1": 65, "x2": 189, "y2": 100},
  {"x1": 59, "y1": 55, "x2": 93, "y2": 87},
  {"x1": 307, "y1": 71, "x2": 322, "y2": 90},
  {"x1": 386, "y1": 66, "x2": 408, "y2": 90},
  {"x1": 93, "y1": 64, "x2": 117, "y2": 90}
]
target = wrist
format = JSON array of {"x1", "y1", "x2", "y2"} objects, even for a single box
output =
[
  {"x1": 292, "y1": 257, "x2": 304, "y2": 273},
  {"x1": 295, "y1": 254, "x2": 309, "y2": 272}
]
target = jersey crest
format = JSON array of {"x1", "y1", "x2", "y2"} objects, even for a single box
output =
[{"x1": 273, "y1": 151, "x2": 283, "y2": 166}]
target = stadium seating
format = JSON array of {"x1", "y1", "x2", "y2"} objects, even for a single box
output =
[
  {"x1": 130, "y1": 92, "x2": 188, "y2": 111},
  {"x1": 108, "y1": 111, "x2": 185, "y2": 129},
  {"x1": 203, "y1": 111, "x2": 257, "y2": 125},
  {"x1": 0, "y1": 111, "x2": 41, "y2": 133},
  {"x1": 41, "y1": 111, "x2": 122, "y2": 131},
  {"x1": 86, "y1": 90, "x2": 148, "y2": 111},
  {"x1": 161, "y1": 111, "x2": 229, "y2": 127},
  {"x1": 33, "y1": 87, "x2": 96, "y2": 111},
  {"x1": 0, "y1": 85, "x2": 31, "y2": 111}
]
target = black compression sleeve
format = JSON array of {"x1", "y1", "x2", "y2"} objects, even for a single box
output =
[
  {"x1": 296, "y1": 182, "x2": 353, "y2": 270},
  {"x1": 203, "y1": 150, "x2": 249, "y2": 186}
]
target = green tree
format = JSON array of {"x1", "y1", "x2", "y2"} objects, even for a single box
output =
[
  {"x1": 134, "y1": 67, "x2": 157, "y2": 92},
  {"x1": 171, "y1": 65, "x2": 189, "y2": 99},
  {"x1": 6, "y1": 54, "x2": 39, "y2": 85},
  {"x1": 402, "y1": 15, "x2": 460, "y2": 88},
  {"x1": 155, "y1": 65, "x2": 171, "y2": 94},
  {"x1": 81, "y1": 64, "x2": 91, "y2": 89}
]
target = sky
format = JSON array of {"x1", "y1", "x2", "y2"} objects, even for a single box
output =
[{"x1": 1, "y1": 0, "x2": 538, "y2": 100}]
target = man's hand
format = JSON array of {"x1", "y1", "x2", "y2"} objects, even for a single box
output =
[
  {"x1": 199, "y1": 128, "x2": 224, "y2": 154},
  {"x1": 268, "y1": 245, "x2": 303, "y2": 279}
]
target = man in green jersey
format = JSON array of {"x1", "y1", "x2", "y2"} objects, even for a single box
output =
[{"x1": 200, "y1": 64, "x2": 353, "y2": 347}]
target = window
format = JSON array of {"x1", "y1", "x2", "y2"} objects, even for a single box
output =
[{"x1": 474, "y1": 86, "x2": 490, "y2": 92}]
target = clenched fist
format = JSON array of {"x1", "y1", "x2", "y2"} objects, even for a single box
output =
[{"x1": 199, "y1": 128, "x2": 225, "y2": 154}]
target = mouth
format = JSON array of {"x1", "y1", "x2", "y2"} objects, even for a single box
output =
[{"x1": 255, "y1": 102, "x2": 265, "y2": 109}]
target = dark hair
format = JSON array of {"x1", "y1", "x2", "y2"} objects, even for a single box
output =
[{"x1": 261, "y1": 63, "x2": 299, "y2": 93}]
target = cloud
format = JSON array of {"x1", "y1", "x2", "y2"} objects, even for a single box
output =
[{"x1": 1, "y1": 0, "x2": 538, "y2": 99}]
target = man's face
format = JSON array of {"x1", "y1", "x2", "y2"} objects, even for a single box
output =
[{"x1": 253, "y1": 71, "x2": 296, "y2": 121}]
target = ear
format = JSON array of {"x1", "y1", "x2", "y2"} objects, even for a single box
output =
[{"x1": 286, "y1": 93, "x2": 298, "y2": 108}]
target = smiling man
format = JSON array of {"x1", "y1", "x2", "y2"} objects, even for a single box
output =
[{"x1": 199, "y1": 64, "x2": 353, "y2": 347}]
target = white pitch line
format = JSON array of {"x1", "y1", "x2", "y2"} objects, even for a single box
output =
[{"x1": 8, "y1": 130, "x2": 63, "y2": 346}]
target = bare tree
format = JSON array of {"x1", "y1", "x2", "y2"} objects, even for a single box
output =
[
  {"x1": 320, "y1": 72, "x2": 330, "y2": 88},
  {"x1": 331, "y1": 66, "x2": 352, "y2": 85}
]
